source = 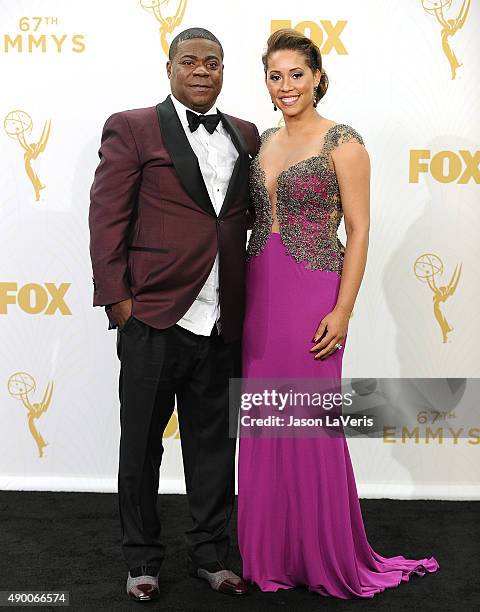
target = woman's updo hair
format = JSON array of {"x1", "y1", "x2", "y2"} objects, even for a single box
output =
[{"x1": 262, "y1": 28, "x2": 329, "y2": 105}]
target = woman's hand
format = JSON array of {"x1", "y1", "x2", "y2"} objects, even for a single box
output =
[{"x1": 309, "y1": 307, "x2": 350, "y2": 360}]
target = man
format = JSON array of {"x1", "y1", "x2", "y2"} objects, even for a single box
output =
[{"x1": 89, "y1": 27, "x2": 259, "y2": 602}]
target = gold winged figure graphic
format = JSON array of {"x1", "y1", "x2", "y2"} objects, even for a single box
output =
[
  {"x1": 8, "y1": 373, "x2": 54, "y2": 458},
  {"x1": 422, "y1": 0, "x2": 471, "y2": 79},
  {"x1": 426, "y1": 262, "x2": 462, "y2": 343},
  {"x1": 4, "y1": 110, "x2": 52, "y2": 201},
  {"x1": 140, "y1": 0, "x2": 189, "y2": 56}
]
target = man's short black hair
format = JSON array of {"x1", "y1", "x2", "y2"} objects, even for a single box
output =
[{"x1": 168, "y1": 27, "x2": 224, "y2": 61}]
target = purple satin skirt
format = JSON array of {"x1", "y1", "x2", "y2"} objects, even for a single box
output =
[{"x1": 237, "y1": 233, "x2": 439, "y2": 598}]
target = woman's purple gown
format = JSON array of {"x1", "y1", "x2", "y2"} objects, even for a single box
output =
[{"x1": 237, "y1": 125, "x2": 439, "y2": 599}]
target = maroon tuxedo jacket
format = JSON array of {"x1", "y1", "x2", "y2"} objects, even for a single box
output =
[{"x1": 88, "y1": 95, "x2": 260, "y2": 343}]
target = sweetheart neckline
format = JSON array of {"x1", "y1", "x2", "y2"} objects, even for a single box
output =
[
  {"x1": 253, "y1": 123, "x2": 347, "y2": 232},
  {"x1": 254, "y1": 131, "x2": 338, "y2": 229},
  {"x1": 256, "y1": 122, "x2": 339, "y2": 181}
]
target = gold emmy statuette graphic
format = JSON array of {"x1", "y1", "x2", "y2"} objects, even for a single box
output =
[
  {"x1": 163, "y1": 410, "x2": 180, "y2": 439},
  {"x1": 4, "y1": 110, "x2": 51, "y2": 202},
  {"x1": 421, "y1": 0, "x2": 471, "y2": 79},
  {"x1": 414, "y1": 253, "x2": 462, "y2": 343},
  {"x1": 140, "y1": 0, "x2": 189, "y2": 56},
  {"x1": 8, "y1": 372, "x2": 54, "y2": 458}
]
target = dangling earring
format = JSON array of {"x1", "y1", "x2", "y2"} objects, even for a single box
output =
[
  {"x1": 273, "y1": 102, "x2": 277, "y2": 111},
  {"x1": 313, "y1": 87, "x2": 318, "y2": 108}
]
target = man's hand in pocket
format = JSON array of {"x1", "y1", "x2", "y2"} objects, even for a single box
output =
[{"x1": 111, "y1": 298, "x2": 132, "y2": 328}]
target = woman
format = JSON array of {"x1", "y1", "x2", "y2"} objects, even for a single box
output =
[{"x1": 237, "y1": 29, "x2": 440, "y2": 599}]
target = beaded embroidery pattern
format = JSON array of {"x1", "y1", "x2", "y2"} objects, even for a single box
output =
[{"x1": 247, "y1": 124, "x2": 365, "y2": 274}]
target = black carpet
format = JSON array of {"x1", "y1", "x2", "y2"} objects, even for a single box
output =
[{"x1": 0, "y1": 492, "x2": 477, "y2": 611}]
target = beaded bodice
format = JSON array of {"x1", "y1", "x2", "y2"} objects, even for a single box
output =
[{"x1": 247, "y1": 124, "x2": 364, "y2": 274}]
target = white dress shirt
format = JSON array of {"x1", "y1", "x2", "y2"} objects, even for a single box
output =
[{"x1": 170, "y1": 94, "x2": 239, "y2": 336}]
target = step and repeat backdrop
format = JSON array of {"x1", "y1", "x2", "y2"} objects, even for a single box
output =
[{"x1": 0, "y1": 0, "x2": 478, "y2": 498}]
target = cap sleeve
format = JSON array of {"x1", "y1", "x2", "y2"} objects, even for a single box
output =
[
  {"x1": 260, "y1": 127, "x2": 280, "y2": 144},
  {"x1": 324, "y1": 124, "x2": 364, "y2": 156}
]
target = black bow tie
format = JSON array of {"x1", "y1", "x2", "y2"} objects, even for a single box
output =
[{"x1": 186, "y1": 109, "x2": 221, "y2": 134}]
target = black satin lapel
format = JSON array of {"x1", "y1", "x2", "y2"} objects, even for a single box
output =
[
  {"x1": 218, "y1": 111, "x2": 250, "y2": 155},
  {"x1": 156, "y1": 96, "x2": 216, "y2": 217},
  {"x1": 217, "y1": 111, "x2": 250, "y2": 218}
]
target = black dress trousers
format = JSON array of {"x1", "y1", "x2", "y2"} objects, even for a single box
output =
[{"x1": 116, "y1": 315, "x2": 240, "y2": 571}]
